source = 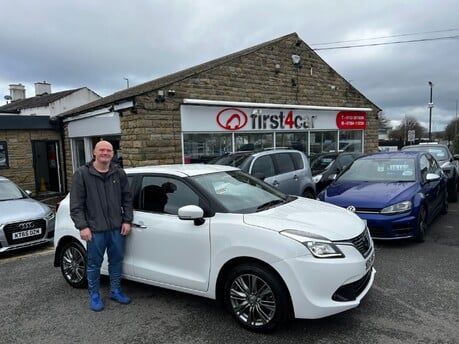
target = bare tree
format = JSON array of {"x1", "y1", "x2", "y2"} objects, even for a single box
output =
[{"x1": 389, "y1": 116, "x2": 426, "y2": 143}]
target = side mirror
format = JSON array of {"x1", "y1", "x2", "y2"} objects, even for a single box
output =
[
  {"x1": 178, "y1": 205, "x2": 205, "y2": 226},
  {"x1": 426, "y1": 173, "x2": 441, "y2": 182}
]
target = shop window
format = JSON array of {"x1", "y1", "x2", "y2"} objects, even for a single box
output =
[
  {"x1": 183, "y1": 133, "x2": 232, "y2": 163},
  {"x1": 310, "y1": 131, "x2": 338, "y2": 154},
  {"x1": 235, "y1": 133, "x2": 273, "y2": 151},
  {"x1": 275, "y1": 132, "x2": 308, "y2": 154},
  {"x1": 339, "y1": 131, "x2": 363, "y2": 152},
  {"x1": 0, "y1": 141, "x2": 9, "y2": 168}
]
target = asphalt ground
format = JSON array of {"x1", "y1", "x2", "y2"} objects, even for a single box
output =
[{"x1": 1, "y1": 202, "x2": 458, "y2": 344}]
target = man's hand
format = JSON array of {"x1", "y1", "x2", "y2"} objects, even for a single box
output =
[
  {"x1": 80, "y1": 227, "x2": 92, "y2": 241},
  {"x1": 121, "y1": 223, "x2": 132, "y2": 236}
]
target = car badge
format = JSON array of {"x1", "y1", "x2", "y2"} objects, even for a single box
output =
[{"x1": 346, "y1": 205, "x2": 356, "y2": 213}]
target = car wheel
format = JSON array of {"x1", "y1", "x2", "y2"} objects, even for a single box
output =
[
  {"x1": 415, "y1": 206, "x2": 427, "y2": 243},
  {"x1": 224, "y1": 263, "x2": 291, "y2": 333},
  {"x1": 448, "y1": 178, "x2": 458, "y2": 202},
  {"x1": 60, "y1": 241, "x2": 87, "y2": 288},
  {"x1": 302, "y1": 189, "x2": 315, "y2": 199}
]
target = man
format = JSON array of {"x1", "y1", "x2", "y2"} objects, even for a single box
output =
[{"x1": 70, "y1": 140, "x2": 133, "y2": 311}]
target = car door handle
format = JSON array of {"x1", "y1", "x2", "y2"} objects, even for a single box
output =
[
  {"x1": 132, "y1": 223, "x2": 147, "y2": 229},
  {"x1": 293, "y1": 174, "x2": 299, "y2": 181},
  {"x1": 272, "y1": 180, "x2": 279, "y2": 187}
]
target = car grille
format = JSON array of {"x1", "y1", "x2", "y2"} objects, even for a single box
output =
[
  {"x1": 332, "y1": 268, "x2": 373, "y2": 302},
  {"x1": 349, "y1": 228, "x2": 372, "y2": 257},
  {"x1": 369, "y1": 223, "x2": 413, "y2": 238},
  {"x1": 3, "y1": 219, "x2": 46, "y2": 245},
  {"x1": 336, "y1": 228, "x2": 372, "y2": 258}
]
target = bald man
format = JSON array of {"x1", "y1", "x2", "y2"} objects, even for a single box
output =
[{"x1": 70, "y1": 140, "x2": 133, "y2": 311}]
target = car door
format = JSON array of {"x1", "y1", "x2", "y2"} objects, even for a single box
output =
[
  {"x1": 126, "y1": 175, "x2": 211, "y2": 292},
  {"x1": 419, "y1": 154, "x2": 443, "y2": 216},
  {"x1": 266, "y1": 153, "x2": 298, "y2": 195}
]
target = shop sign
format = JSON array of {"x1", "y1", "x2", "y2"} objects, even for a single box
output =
[
  {"x1": 336, "y1": 111, "x2": 367, "y2": 130},
  {"x1": 181, "y1": 105, "x2": 367, "y2": 132}
]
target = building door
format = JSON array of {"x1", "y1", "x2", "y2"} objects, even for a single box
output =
[{"x1": 32, "y1": 141, "x2": 61, "y2": 193}]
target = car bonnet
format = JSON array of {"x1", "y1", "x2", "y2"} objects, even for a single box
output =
[
  {"x1": 243, "y1": 197, "x2": 365, "y2": 241},
  {"x1": 0, "y1": 199, "x2": 51, "y2": 223}
]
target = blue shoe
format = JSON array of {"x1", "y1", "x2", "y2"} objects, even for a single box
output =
[
  {"x1": 90, "y1": 292, "x2": 104, "y2": 312},
  {"x1": 110, "y1": 289, "x2": 131, "y2": 304}
]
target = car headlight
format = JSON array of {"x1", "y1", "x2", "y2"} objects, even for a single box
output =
[
  {"x1": 312, "y1": 174, "x2": 323, "y2": 183},
  {"x1": 380, "y1": 200, "x2": 412, "y2": 214},
  {"x1": 280, "y1": 229, "x2": 345, "y2": 258},
  {"x1": 44, "y1": 211, "x2": 55, "y2": 221}
]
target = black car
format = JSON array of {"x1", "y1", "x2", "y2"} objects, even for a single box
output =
[
  {"x1": 401, "y1": 144, "x2": 459, "y2": 202},
  {"x1": 311, "y1": 152, "x2": 363, "y2": 194}
]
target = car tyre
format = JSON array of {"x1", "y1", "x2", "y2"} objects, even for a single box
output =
[
  {"x1": 415, "y1": 206, "x2": 427, "y2": 243},
  {"x1": 60, "y1": 241, "x2": 87, "y2": 288},
  {"x1": 302, "y1": 189, "x2": 315, "y2": 199},
  {"x1": 447, "y1": 178, "x2": 458, "y2": 202},
  {"x1": 224, "y1": 263, "x2": 291, "y2": 333}
]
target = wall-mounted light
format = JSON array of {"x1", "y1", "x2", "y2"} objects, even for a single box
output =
[
  {"x1": 155, "y1": 90, "x2": 165, "y2": 103},
  {"x1": 274, "y1": 63, "x2": 281, "y2": 74},
  {"x1": 167, "y1": 89, "x2": 176, "y2": 97},
  {"x1": 291, "y1": 54, "x2": 301, "y2": 65}
]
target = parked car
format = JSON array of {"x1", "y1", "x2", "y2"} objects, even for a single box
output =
[
  {"x1": 311, "y1": 152, "x2": 363, "y2": 193},
  {"x1": 318, "y1": 151, "x2": 448, "y2": 242},
  {"x1": 0, "y1": 176, "x2": 55, "y2": 253},
  {"x1": 401, "y1": 143, "x2": 459, "y2": 202},
  {"x1": 54, "y1": 164, "x2": 375, "y2": 332},
  {"x1": 208, "y1": 149, "x2": 316, "y2": 198}
]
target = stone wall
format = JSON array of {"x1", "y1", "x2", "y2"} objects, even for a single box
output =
[{"x1": 119, "y1": 35, "x2": 379, "y2": 168}]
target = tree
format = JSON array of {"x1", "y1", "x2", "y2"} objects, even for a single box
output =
[
  {"x1": 444, "y1": 117, "x2": 459, "y2": 143},
  {"x1": 389, "y1": 116, "x2": 426, "y2": 144},
  {"x1": 378, "y1": 112, "x2": 392, "y2": 130}
]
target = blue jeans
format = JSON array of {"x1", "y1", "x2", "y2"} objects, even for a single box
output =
[{"x1": 86, "y1": 229, "x2": 125, "y2": 294}]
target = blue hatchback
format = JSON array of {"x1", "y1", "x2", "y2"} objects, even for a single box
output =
[{"x1": 318, "y1": 151, "x2": 448, "y2": 241}]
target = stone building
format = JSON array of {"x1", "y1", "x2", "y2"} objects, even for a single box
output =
[
  {"x1": 0, "y1": 83, "x2": 100, "y2": 193},
  {"x1": 60, "y1": 32, "x2": 381, "y2": 190}
]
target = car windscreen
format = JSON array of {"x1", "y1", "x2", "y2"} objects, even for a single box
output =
[
  {"x1": 403, "y1": 146, "x2": 449, "y2": 161},
  {"x1": 209, "y1": 153, "x2": 251, "y2": 167},
  {"x1": 310, "y1": 155, "x2": 335, "y2": 171},
  {"x1": 0, "y1": 180, "x2": 26, "y2": 201},
  {"x1": 336, "y1": 158, "x2": 416, "y2": 182},
  {"x1": 191, "y1": 170, "x2": 290, "y2": 213}
]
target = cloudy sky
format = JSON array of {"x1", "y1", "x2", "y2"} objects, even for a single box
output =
[{"x1": 1, "y1": 0, "x2": 458, "y2": 131}]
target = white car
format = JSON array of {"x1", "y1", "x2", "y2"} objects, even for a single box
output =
[{"x1": 53, "y1": 164, "x2": 375, "y2": 332}]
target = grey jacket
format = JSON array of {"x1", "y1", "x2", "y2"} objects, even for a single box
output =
[{"x1": 70, "y1": 161, "x2": 133, "y2": 232}]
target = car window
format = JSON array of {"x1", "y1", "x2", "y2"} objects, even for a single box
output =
[
  {"x1": 310, "y1": 155, "x2": 335, "y2": 170},
  {"x1": 419, "y1": 155, "x2": 430, "y2": 182},
  {"x1": 338, "y1": 154, "x2": 355, "y2": 168},
  {"x1": 290, "y1": 152, "x2": 304, "y2": 170},
  {"x1": 338, "y1": 158, "x2": 416, "y2": 182},
  {"x1": 139, "y1": 176, "x2": 199, "y2": 215},
  {"x1": 272, "y1": 153, "x2": 295, "y2": 174},
  {"x1": 251, "y1": 155, "x2": 275, "y2": 177}
]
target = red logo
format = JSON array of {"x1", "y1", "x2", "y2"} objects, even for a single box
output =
[
  {"x1": 336, "y1": 111, "x2": 367, "y2": 130},
  {"x1": 216, "y1": 108, "x2": 248, "y2": 130}
]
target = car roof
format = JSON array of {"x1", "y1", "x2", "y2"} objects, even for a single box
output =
[
  {"x1": 124, "y1": 163, "x2": 239, "y2": 177},
  {"x1": 251, "y1": 149, "x2": 305, "y2": 157},
  {"x1": 360, "y1": 151, "x2": 421, "y2": 160}
]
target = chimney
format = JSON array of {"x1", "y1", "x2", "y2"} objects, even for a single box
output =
[
  {"x1": 35, "y1": 81, "x2": 51, "y2": 96},
  {"x1": 9, "y1": 83, "x2": 26, "y2": 101}
]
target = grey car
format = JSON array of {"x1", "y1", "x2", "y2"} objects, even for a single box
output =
[
  {"x1": 401, "y1": 143, "x2": 459, "y2": 202},
  {"x1": 0, "y1": 176, "x2": 55, "y2": 253},
  {"x1": 209, "y1": 149, "x2": 316, "y2": 198}
]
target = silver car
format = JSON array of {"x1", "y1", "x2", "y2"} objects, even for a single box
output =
[
  {"x1": 0, "y1": 176, "x2": 55, "y2": 253},
  {"x1": 210, "y1": 149, "x2": 316, "y2": 198}
]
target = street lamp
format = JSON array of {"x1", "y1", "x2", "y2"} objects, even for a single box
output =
[{"x1": 428, "y1": 81, "x2": 433, "y2": 141}]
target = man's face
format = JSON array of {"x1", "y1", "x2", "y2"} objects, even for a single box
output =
[{"x1": 93, "y1": 142, "x2": 114, "y2": 164}]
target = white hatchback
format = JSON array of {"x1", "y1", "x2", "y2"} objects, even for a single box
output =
[{"x1": 54, "y1": 164, "x2": 375, "y2": 332}]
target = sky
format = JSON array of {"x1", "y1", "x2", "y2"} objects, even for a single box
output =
[{"x1": 1, "y1": 0, "x2": 458, "y2": 132}]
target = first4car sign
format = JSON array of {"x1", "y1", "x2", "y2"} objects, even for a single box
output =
[{"x1": 181, "y1": 103, "x2": 367, "y2": 132}]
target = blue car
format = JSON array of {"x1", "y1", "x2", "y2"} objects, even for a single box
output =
[{"x1": 318, "y1": 151, "x2": 448, "y2": 242}]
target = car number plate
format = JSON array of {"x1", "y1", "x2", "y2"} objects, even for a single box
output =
[
  {"x1": 13, "y1": 228, "x2": 42, "y2": 240},
  {"x1": 366, "y1": 251, "x2": 375, "y2": 271}
]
